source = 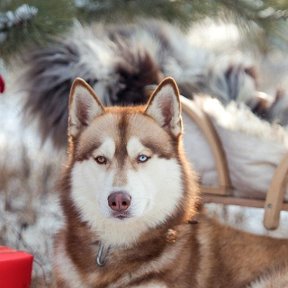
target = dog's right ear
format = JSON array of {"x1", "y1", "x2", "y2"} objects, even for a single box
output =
[
  {"x1": 68, "y1": 78, "x2": 104, "y2": 138},
  {"x1": 145, "y1": 77, "x2": 182, "y2": 137}
]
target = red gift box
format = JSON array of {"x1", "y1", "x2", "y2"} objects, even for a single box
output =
[
  {"x1": 0, "y1": 74, "x2": 5, "y2": 93},
  {"x1": 0, "y1": 246, "x2": 33, "y2": 288}
]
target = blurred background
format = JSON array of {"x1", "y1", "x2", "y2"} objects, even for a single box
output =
[
  {"x1": 2, "y1": 1, "x2": 288, "y2": 287},
  {"x1": 1, "y1": 0, "x2": 288, "y2": 59}
]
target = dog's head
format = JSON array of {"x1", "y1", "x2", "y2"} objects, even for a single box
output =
[{"x1": 67, "y1": 77, "x2": 195, "y2": 246}]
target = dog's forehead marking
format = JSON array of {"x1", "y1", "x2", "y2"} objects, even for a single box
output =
[
  {"x1": 89, "y1": 113, "x2": 119, "y2": 139},
  {"x1": 126, "y1": 113, "x2": 176, "y2": 158},
  {"x1": 77, "y1": 113, "x2": 119, "y2": 157},
  {"x1": 127, "y1": 137, "x2": 151, "y2": 158},
  {"x1": 77, "y1": 111, "x2": 176, "y2": 160},
  {"x1": 92, "y1": 137, "x2": 115, "y2": 159}
]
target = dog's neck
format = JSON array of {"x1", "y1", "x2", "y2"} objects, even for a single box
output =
[{"x1": 94, "y1": 214, "x2": 199, "y2": 267}]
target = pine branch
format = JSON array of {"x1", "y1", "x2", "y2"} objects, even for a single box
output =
[
  {"x1": 1, "y1": 0, "x2": 288, "y2": 61},
  {"x1": 0, "y1": 0, "x2": 75, "y2": 61}
]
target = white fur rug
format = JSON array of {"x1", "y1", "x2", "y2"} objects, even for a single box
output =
[{"x1": 183, "y1": 96, "x2": 288, "y2": 199}]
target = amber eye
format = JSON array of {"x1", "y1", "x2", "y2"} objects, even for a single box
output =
[
  {"x1": 95, "y1": 156, "x2": 107, "y2": 165},
  {"x1": 137, "y1": 154, "x2": 150, "y2": 163}
]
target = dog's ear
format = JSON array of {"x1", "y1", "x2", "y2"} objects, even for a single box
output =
[
  {"x1": 145, "y1": 77, "x2": 182, "y2": 136},
  {"x1": 68, "y1": 78, "x2": 104, "y2": 138}
]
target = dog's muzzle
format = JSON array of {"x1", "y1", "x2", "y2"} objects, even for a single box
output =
[{"x1": 108, "y1": 191, "x2": 131, "y2": 219}]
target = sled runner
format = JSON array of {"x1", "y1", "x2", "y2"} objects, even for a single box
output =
[{"x1": 181, "y1": 96, "x2": 288, "y2": 230}]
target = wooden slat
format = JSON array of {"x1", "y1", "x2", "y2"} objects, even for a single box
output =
[
  {"x1": 264, "y1": 153, "x2": 288, "y2": 229},
  {"x1": 181, "y1": 96, "x2": 231, "y2": 195},
  {"x1": 204, "y1": 194, "x2": 288, "y2": 211},
  {"x1": 200, "y1": 186, "x2": 229, "y2": 195}
]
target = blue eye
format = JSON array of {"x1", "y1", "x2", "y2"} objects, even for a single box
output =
[{"x1": 137, "y1": 154, "x2": 150, "y2": 163}]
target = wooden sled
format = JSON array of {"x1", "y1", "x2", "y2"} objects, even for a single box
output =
[{"x1": 180, "y1": 96, "x2": 288, "y2": 230}]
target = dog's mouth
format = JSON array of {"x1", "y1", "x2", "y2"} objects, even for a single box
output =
[{"x1": 111, "y1": 211, "x2": 130, "y2": 220}]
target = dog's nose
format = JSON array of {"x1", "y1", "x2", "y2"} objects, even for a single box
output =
[{"x1": 108, "y1": 192, "x2": 131, "y2": 212}]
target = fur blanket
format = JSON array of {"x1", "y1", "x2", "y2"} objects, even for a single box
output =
[
  {"x1": 20, "y1": 20, "x2": 258, "y2": 148},
  {"x1": 183, "y1": 97, "x2": 288, "y2": 199}
]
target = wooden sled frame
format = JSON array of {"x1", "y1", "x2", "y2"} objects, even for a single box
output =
[{"x1": 180, "y1": 96, "x2": 288, "y2": 230}]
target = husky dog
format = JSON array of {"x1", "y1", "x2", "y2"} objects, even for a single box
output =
[{"x1": 54, "y1": 77, "x2": 288, "y2": 288}]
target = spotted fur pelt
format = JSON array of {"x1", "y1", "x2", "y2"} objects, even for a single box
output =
[{"x1": 20, "y1": 20, "x2": 257, "y2": 148}]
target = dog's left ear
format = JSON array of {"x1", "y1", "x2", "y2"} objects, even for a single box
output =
[
  {"x1": 145, "y1": 77, "x2": 182, "y2": 136},
  {"x1": 68, "y1": 78, "x2": 104, "y2": 138}
]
